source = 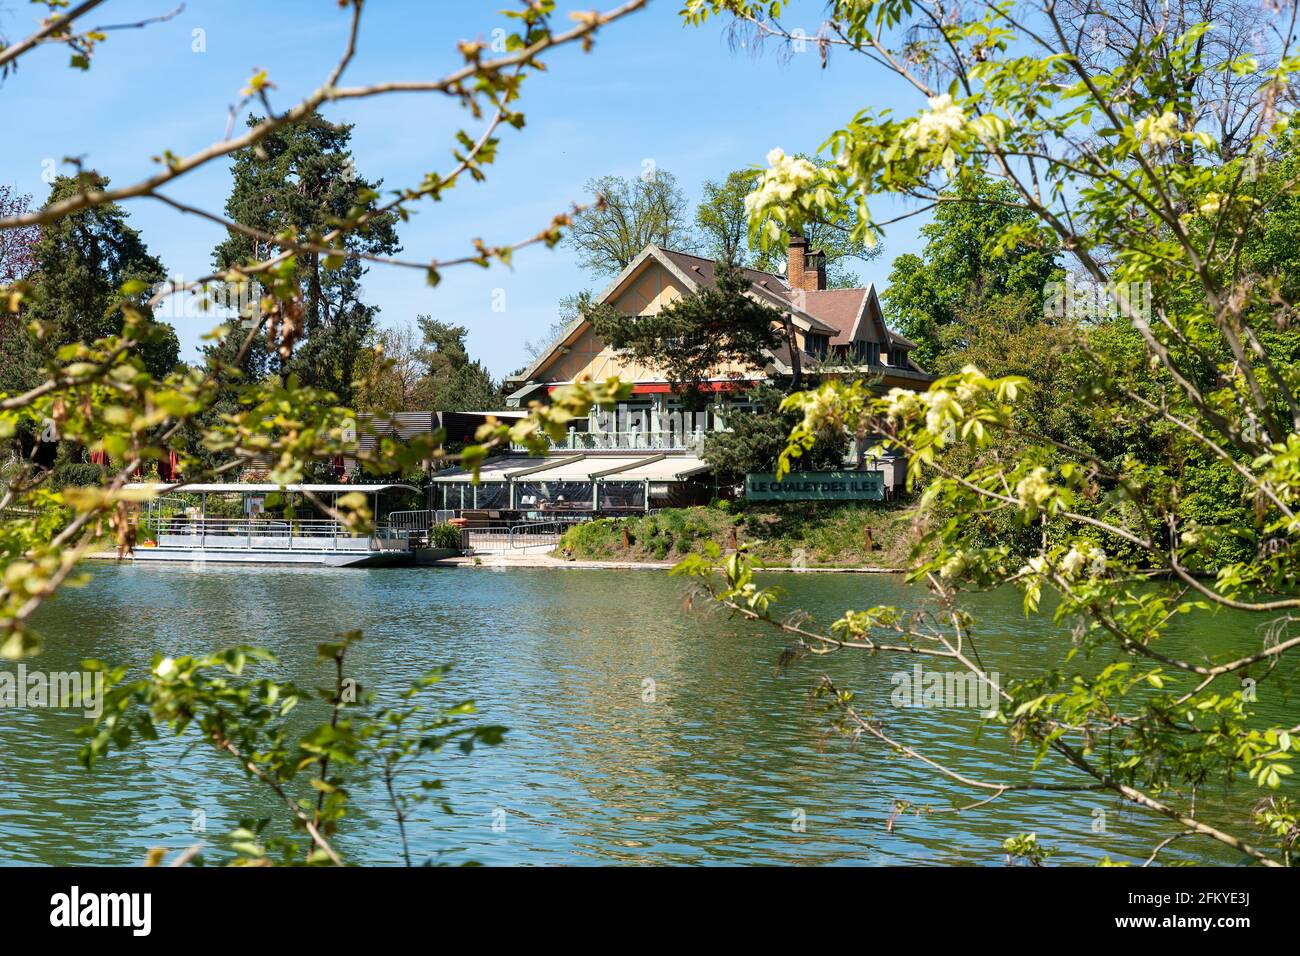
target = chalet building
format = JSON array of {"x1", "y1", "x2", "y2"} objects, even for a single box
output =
[
  {"x1": 426, "y1": 238, "x2": 935, "y2": 515},
  {"x1": 505, "y1": 238, "x2": 933, "y2": 418}
]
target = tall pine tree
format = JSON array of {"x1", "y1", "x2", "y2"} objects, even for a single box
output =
[
  {"x1": 24, "y1": 173, "x2": 177, "y2": 379},
  {"x1": 208, "y1": 113, "x2": 400, "y2": 405}
]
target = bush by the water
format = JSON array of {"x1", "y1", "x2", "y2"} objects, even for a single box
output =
[
  {"x1": 426, "y1": 523, "x2": 464, "y2": 552},
  {"x1": 558, "y1": 502, "x2": 913, "y2": 567}
]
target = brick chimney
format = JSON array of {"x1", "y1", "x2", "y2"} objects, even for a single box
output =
[{"x1": 786, "y1": 234, "x2": 826, "y2": 291}]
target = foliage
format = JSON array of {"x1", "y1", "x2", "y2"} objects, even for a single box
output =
[
  {"x1": 412, "y1": 316, "x2": 502, "y2": 411},
  {"x1": 558, "y1": 502, "x2": 910, "y2": 566},
  {"x1": 79, "y1": 633, "x2": 504, "y2": 865},
  {"x1": 881, "y1": 174, "x2": 1062, "y2": 370},
  {"x1": 702, "y1": 383, "x2": 848, "y2": 477},
  {"x1": 353, "y1": 317, "x2": 503, "y2": 413},
  {"x1": 426, "y1": 523, "x2": 465, "y2": 552},
  {"x1": 0, "y1": 0, "x2": 643, "y2": 679},
  {"x1": 352, "y1": 322, "x2": 436, "y2": 413},
  {"x1": 675, "y1": 0, "x2": 1300, "y2": 866},
  {"x1": 206, "y1": 111, "x2": 401, "y2": 406},
  {"x1": 24, "y1": 173, "x2": 177, "y2": 379},
  {"x1": 696, "y1": 157, "x2": 880, "y2": 286}
]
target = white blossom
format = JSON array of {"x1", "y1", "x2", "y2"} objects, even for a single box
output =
[
  {"x1": 745, "y1": 148, "x2": 819, "y2": 214},
  {"x1": 906, "y1": 93, "x2": 966, "y2": 150},
  {"x1": 1198, "y1": 192, "x2": 1225, "y2": 216},
  {"x1": 1016, "y1": 467, "x2": 1054, "y2": 510},
  {"x1": 1135, "y1": 110, "x2": 1179, "y2": 147}
]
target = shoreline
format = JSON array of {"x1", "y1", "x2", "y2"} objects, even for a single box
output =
[{"x1": 87, "y1": 550, "x2": 905, "y2": 573}]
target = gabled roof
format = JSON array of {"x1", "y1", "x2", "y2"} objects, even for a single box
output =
[
  {"x1": 515, "y1": 244, "x2": 838, "y2": 383},
  {"x1": 793, "y1": 288, "x2": 871, "y2": 345},
  {"x1": 515, "y1": 243, "x2": 925, "y2": 385},
  {"x1": 657, "y1": 248, "x2": 837, "y2": 334}
]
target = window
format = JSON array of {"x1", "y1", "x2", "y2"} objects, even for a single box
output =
[{"x1": 853, "y1": 341, "x2": 880, "y2": 365}]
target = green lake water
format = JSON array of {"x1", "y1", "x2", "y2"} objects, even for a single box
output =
[{"x1": 1, "y1": 563, "x2": 1291, "y2": 866}]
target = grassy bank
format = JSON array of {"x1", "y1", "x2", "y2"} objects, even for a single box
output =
[{"x1": 556, "y1": 501, "x2": 916, "y2": 569}]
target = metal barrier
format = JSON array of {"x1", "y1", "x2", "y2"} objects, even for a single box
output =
[
  {"x1": 381, "y1": 512, "x2": 590, "y2": 553},
  {"x1": 386, "y1": 509, "x2": 458, "y2": 532},
  {"x1": 454, "y1": 517, "x2": 587, "y2": 553},
  {"x1": 508, "y1": 519, "x2": 585, "y2": 550}
]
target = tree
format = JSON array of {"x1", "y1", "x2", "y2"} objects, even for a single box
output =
[
  {"x1": 702, "y1": 383, "x2": 848, "y2": 477},
  {"x1": 694, "y1": 170, "x2": 753, "y2": 266},
  {"x1": 24, "y1": 173, "x2": 177, "y2": 379},
  {"x1": 0, "y1": 186, "x2": 40, "y2": 394},
  {"x1": 353, "y1": 323, "x2": 436, "y2": 413},
  {"x1": 209, "y1": 112, "x2": 400, "y2": 404},
  {"x1": 415, "y1": 316, "x2": 501, "y2": 411},
  {"x1": 678, "y1": 0, "x2": 1300, "y2": 866},
  {"x1": 0, "y1": 185, "x2": 38, "y2": 285},
  {"x1": 881, "y1": 174, "x2": 1062, "y2": 369},
  {"x1": 1060, "y1": 0, "x2": 1275, "y2": 162},
  {"x1": 565, "y1": 170, "x2": 691, "y2": 276},
  {"x1": 0, "y1": 0, "x2": 647, "y2": 867},
  {"x1": 589, "y1": 260, "x2": 794, "y2": 406},
  {"x1": 697, "y1": 157, "x2": 881, "y2": 286}
]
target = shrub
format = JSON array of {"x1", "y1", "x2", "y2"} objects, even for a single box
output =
[{"x1": 427, "y1": 523, "x2": 464, "y2": 552}]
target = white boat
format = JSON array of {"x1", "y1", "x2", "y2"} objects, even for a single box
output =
[{"x1": 127, "y1": 482, "x2": 418, "y2": 568}]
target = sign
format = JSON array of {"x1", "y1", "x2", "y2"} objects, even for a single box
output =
[{"x1": 745, "y1": 470, "x2": 884, "y2": 502}]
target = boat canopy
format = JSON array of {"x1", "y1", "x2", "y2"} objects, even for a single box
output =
[{"x1": 125, "y1": 482, "x2": 419, "y2": 494}]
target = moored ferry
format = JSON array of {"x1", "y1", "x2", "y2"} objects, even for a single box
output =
[{"x1": 126, "y1": 482, "x2": 418, "y2": 568}]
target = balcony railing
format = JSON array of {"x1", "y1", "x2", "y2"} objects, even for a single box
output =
[{"x1": 510, "y1": 429, "x2": 708, "y2": 453}]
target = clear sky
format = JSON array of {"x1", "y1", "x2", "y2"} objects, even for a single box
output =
[{"x1": 0, "y1": 0, "x2": 932, "y2": 378}]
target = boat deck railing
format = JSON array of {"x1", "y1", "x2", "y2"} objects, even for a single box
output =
[{"x1": 149, "y1": 516, "x2": 410, "y2": 552}]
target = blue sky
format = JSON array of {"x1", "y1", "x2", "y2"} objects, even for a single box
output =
[{"x1": 0, "y1": 0, "x2": 932, "y2": 378}]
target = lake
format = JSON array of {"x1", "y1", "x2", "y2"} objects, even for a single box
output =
[{"x1": 1, "y1": 562, "x2": 1285, "y2": 865}]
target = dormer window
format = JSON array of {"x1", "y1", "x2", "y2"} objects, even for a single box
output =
[{"x1": 853, "y1": 341, "x2": 880, "y2": 365}]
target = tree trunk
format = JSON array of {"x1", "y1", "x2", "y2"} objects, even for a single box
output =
[{"x1": 782, "y1": 315, "x2": 803, "y2": 392}]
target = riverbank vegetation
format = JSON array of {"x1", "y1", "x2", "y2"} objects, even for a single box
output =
[
  {"x1": 0, "y1": 0, "x2": 646, "y2": 864},
  {"x1": 558, "y1": 501, "x2": 913, "y2": 567},
  {"x1": 674, "y1": 0, "x2": 1300, "y2": 866}
]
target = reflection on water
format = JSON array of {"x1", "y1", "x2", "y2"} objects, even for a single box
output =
[{"x1": 0, "y1": 563, "x2": 1287, "y2": 865}]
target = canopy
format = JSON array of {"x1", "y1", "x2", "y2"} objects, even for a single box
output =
[
  {"x1": 430, "y1": 456, "x2": 577, "y2": 483},
  {"x1": 429, "y1": 454, "x2": 709, "y2": 484}
]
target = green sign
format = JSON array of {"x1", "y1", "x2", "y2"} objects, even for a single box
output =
[{"x1": 745, "y1": 470, "x2": 884, "y2": 501}]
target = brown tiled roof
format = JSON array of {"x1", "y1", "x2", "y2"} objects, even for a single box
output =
[
  {"x1": 792, "y1": 289, "x2": 870, "y2": 345},
  {"x1": 657, "y1": 247, "x2": 840, "y2": 334},
  {"x1": 658, "y1": 248, "x2": 793, "y2": 301}
]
